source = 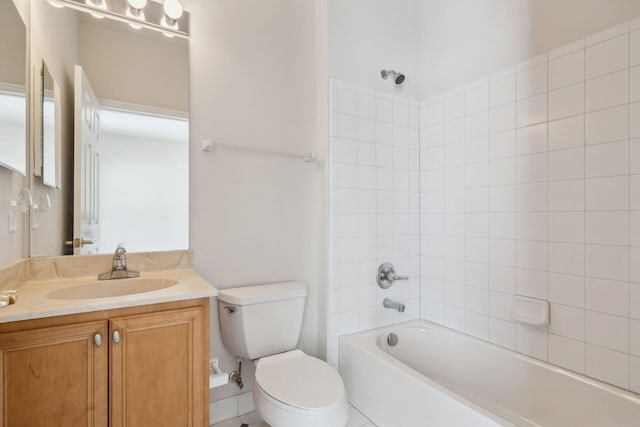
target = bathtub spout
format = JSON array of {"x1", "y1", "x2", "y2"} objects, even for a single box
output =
[{"x1": 383, "y1": 298, "x2": 405, "y2": 312}]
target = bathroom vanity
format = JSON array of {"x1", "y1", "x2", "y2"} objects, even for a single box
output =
[{"x1": 0, "y1": 250, "x2": 217, "y2": 426}]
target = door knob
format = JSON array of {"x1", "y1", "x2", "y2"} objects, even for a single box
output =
[
  {"x1": 64, "y1": 238, "x2": 96, "y2": 248},
  {"x1": 113, "y1": 330, "x2": 121, "y2": 343},
  {"x1": 94, "y1": 333, "x2": 103, "y2": 347}
]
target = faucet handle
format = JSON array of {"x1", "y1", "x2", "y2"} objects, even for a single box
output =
[{"x1": 377, "y1": 262, "x2": 409, "y2": 289}]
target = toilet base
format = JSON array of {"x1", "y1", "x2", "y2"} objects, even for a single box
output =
[{"x1": 253, "y1": 384, "x2": 349, "y2": 427}]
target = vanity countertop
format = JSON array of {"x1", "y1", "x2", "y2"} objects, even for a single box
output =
[
  {"x1": 0, "y1": 268, "x2": 218, "y2": 323},
  {"x1": 0, "y1": 250, "x2": 218, "y2": 324}
]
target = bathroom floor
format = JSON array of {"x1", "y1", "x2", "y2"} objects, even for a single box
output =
[{"x1": 211, "y1": 404, "x2": 377, "y2": 427}]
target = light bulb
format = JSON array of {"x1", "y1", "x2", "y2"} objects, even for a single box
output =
[
  {"x1": 85, "y1": 0, "x2": 106, "y2": 18},
  {"x1": 86, "y1": 0, "x2": 106, "y2": 10},
  {"x1": 128, "y1": 0, "x2": 147, "y2": 9},
  {"x1": 162, "y1": 0, "x2": 183, "y2": 28},
  {"x1": 126, "y1": 0, "x2": 147, "y2": 21}
]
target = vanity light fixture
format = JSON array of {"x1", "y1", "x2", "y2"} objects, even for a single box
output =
[
  {"x1": 32, "y1": 194, "x2": 52, "y2": 231},
  {"x1": 161, "y1": 0, "x2": 183, "y2": 30},
  {"x1": 161, "y1": 0, "x2": 182, "y2": 37},
  {"x1": 85, "y1": 0, "x2": 107, "y2": 19},
  {"x1": 14, "y1": 188, "x2": 33, "y2": 214},
  {"x1": 126, "y1": 0, "x2": 146, "y2": 29},
  {"x1": 45, "y1": 0, "x2": 190, "y2": 38},
  {"x1": 8, "y1": 188, "x2": 33, "y2": 233}
]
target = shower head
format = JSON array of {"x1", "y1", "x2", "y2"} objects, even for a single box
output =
[{"x1": 381, "y1": 69, "x2": 405, "y2": 85}]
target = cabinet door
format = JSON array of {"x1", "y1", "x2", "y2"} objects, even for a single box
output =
[
  {"x1": 0, "y1": 321, "x2": 108, "y2": 426},
  {"x1": 110, "y1": 307, "x2": 205, "y2": 427}
]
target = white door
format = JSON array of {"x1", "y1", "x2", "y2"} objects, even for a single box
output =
[{"x1": 73, "y1": 65, "x2": 100, "y2": 255}]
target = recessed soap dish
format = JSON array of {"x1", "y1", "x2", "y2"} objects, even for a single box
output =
[
  {"x1": 509, "y1": 295, "x2": 549, "y2": 326},
  {"x1": 0, "y1": 290, "x2": 18, "y2": 308}
]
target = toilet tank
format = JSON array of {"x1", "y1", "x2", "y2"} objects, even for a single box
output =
[{"x1": 218, "y1": 281, "x2": 307, "y2": 360}]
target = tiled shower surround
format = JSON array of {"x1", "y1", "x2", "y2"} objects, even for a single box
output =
[
  {"x1": 330, "y1": 18, "x2": 640, "y2": 393},
  {"x1": 328, "y1": 82, "x2": 422, "y2": 366}
]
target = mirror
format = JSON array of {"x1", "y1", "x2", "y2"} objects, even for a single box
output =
[
  {"x1": 29, "y1": 0, "x2": 189, "y2": 257},
  {"x1": 0, "y1": 0, "x2": 27, "y2": 176}
]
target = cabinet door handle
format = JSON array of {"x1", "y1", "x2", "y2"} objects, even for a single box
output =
[
  {"x1": 94, "y1": 333, "x2": 103, "y2": 347},
  {"x1": 113, "y1": 330, "x2": 121, "y2": 343}
]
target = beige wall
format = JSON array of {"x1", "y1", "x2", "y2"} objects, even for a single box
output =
[
  {"x1": 0, "y1": 0, "x2": 27, "y2": 86},
  {"x1": 328, "y1": 0, "x2": 640, "y2": 99},
  {"x1": 79, "y1": 18, "x2": 188, "y2": 113},
  {"x1": 418, "y1": 0, "x2": 640, "y2": 97},
  {"x1": 328, "y1": 0, "x2": 420, "y2": 96},
  {"x1": 187, "y1": 0, "x2": 327, "y2": 402},
  {"x1": 0, "y1": 169, "x2": 26, "y2": 268},
  {"x1": 531, "y1": 0, "x2": 640, "y2": 54},
  {"x1": 28, "y1": 1, "x2": 79, "y2": 257}
]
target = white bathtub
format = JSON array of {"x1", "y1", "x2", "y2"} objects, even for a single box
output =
[{"x1": 340, "y1": 320, "x2": 640, "y2": 427}]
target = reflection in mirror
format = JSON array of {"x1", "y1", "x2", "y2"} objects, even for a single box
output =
[
  {"x1": 29, "y1": 1, "x2": 189, "y2": 256},
  {"x1": 98, "y1": 108, "x2": 188, "y2": 253},
  {"x1": 0, "y1": 0, "x2": 27, "y2": 176},
  {"x1": 41, "y1": 62, "x2": 61, "y2": 188}
]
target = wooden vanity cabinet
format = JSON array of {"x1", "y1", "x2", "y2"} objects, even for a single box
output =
[{"x1": 0, "y1": 299, "x2": 209, "y2": 427}]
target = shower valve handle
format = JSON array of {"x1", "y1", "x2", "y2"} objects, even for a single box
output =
[{"x1": 377, "y1": 262, "x2": 409, "y2": 289}]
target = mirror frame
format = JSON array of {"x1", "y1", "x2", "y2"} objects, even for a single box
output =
[{"x1": 33, "y1": 61, "x2": 62, "y2": 189}]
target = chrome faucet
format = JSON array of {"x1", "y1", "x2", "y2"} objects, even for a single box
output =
[
  {"x1": 383, "y1": 298, "x2": 405, "y2": 312},
  {"x1": 98, "y1": 244, "x2": 140, "y2": 280}
]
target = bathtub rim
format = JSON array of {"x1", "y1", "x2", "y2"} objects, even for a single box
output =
[
  {"x1": 340, "y1": 319, "x2": 640, "y2": 409},
  {"x1": 339, "y1": 320, "x2": 512, "y2": 426}
]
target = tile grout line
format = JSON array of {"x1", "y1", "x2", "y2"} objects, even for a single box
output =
[
  {"x1": 487, "y1": 84, "x2": 497, "y2": 339},
  {"x1": 514, "y1": 66, "x2": 521, "y2": 355},
  {"x1": 420, "y1": 105, "x2": 424, "y2": 319},
  {"x1": 463, "y1": 84, "x2": 468, "y2": 334},
  {"x1": 583, "y1": 39, "x2": 588, "y2": 376},
  {"x1": 629, "y1": 29, "x2": 633, "y2": 387},
  {"x1": 546, "y1": 53, "x2": 550, "y2": 364}
]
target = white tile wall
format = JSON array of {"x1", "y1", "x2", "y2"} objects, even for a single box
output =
[
  {"x1": 329, "y1": 80, "x2": 421, "y2": 367},
  {"x1": 419, "y1": 21, "x2": 640, "y2": 393},
  {"x1": 329, "y1": 19, "x2": 640, "y2": 395},
  {"x1": 210, "y1": 391, "x2": 255, "y2": 425}
]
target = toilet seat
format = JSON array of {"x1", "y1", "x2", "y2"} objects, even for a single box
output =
[
  {"x1": 253, "y1": 350, "x2": 348, "y2": 427},
  {"x1": 255, "y1": 349, "x2": 345, "y2": 412}
]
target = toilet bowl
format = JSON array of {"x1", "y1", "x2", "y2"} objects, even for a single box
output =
[{"x1": 252, "y1": 350, "x2": 348, "y2": 427}]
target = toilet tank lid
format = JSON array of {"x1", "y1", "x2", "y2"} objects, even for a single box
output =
[{"x1": 218, "y1": 281, "x2": 307, "y2": 305}]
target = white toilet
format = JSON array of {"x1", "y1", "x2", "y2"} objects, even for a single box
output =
[{"x1": 218, "y1": 281, "x2": 349, "y2": 427}]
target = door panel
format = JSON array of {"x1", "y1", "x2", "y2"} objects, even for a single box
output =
[
  {"x1": 74, "y1": 65, "x2": 101, "y2": 255},
  {"x1": 0, "y1": 321, "x2": 108, "y2": 426},
  {"x1": 110, "y1": 308, "x2": 205, "y2": 427}
]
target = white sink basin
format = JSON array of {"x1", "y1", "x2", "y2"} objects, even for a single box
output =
[{"x1": 46, "y1": 278, "x2": 178, "y2": 300}]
